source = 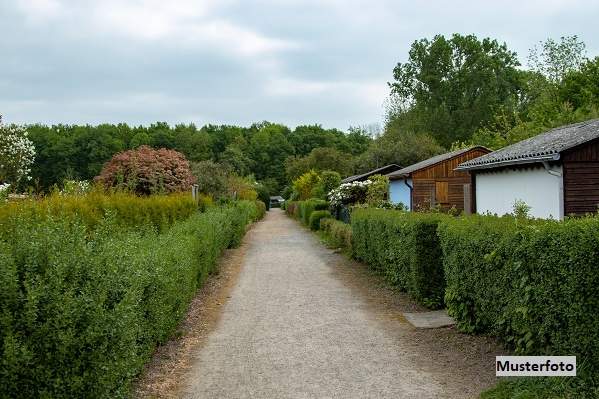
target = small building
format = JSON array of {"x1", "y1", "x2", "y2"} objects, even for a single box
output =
[
  {"x1": 341, "y1": 164, "x2": 401, "y2": 184},
  {"x1": 386, "y1": 147, "x2": 490, "y2": 212},
  {"x1": 456, "y1": 119, "x2": 599, "y2": 219}
]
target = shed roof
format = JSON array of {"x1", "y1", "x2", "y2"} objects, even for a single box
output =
[
  {"x1": 457, "y1": 119, "x2": 599, "y2": 171},
  {"x1": 341, "y1": 164, "x2": 401, "y2": 183},
  {"x1": 386, "y1": 146, "x2": 489, "y2": 179}
]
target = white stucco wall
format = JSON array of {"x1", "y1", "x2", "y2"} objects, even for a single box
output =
[
  {"x1": 475, "y1": 165, "x2": 563, "y2": 219},
  {"x1": 389, "y1": 178, "x2": 412, "y2": 210}
]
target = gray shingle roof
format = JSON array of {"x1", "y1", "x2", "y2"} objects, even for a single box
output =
[
  {"x1": 386, "y1": 146, "x2": 489, "y2": 179},
  {"x1": 457, "y1": 119, "x2": 599, "y2": 171},
  {"x1": 341, "y1": 164, "x2": 401, "y2": 183}
]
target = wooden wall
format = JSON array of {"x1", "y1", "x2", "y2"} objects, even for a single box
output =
[
  {"x1": 562, "y1": 138, "x2": 599, "y2": 215},
  {"x1": 411, "y1": 148, "x2": 489, "y2": 212}
]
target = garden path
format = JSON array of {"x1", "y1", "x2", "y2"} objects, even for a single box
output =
[{"x1": 180, "y1": 209, "x2": 500, "y2": 399}]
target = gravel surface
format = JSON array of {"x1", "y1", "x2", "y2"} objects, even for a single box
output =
[{"x1": 180, "y1": 209, "x2": 504, "y2": 399}]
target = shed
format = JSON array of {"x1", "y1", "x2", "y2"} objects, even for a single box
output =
[
  {"x1": 456, "y1": 119, "x2": 599, "y2": 219},
  {"x1": 386, "y1": 147, "x2": 490, "y2": 212},
  {"x1": 341, "y1": 164, "x2": 401, "y2": 184}
]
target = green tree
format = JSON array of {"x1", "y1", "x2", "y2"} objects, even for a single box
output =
[
  {"x1": 284, "y1": 147, "x2": 350, "y2": 182},
  {"x1": 528, "y1": 35, "x2": 587, "y2": 83},
  {"x1": 191, "y1": 160, "x2": 230, "y2": 199},
  {"x1": 356, "y1": 127, "x2": 443, "y2": 173},
  {"x1": 389, "y1": 34, "x2": 524, "y2": 146},
  {"x1": 130, "y1": 132, "x2": 152, "y2": 148},
  {"x1": 312, "y1": 170, "x2": 341, "y2": 199}
]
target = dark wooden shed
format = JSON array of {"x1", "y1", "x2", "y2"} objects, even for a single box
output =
[{"x1": 386, "y1": 146, "x2": 490, "y2": 212}]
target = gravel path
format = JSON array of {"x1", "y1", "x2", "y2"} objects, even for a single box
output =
[{"x1": 180, "y1": 209, "x2": 500, "y2": 399}]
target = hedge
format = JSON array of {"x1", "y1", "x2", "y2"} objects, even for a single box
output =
[
  {"x1": 298, "y1": 199, "x2": 329, "y2": 226},
  {"x1": 320, "y1": 218, "x2": 352, "y2": 250},
  {"x1": 0, "y1": 200, "x2": 262, "y2": 398},
  {"x1": 438, "y1": 215, "x2": 599, "y2": 374},
  {"x1": 351, "y1": 208, "x2": 448, "y2": 308},
  {"x1": 0, "y1": 191, "x2": 200, "y2": 233},
  {"x1": 308, "y1": 210, "x2": 332, "y2": 231}
]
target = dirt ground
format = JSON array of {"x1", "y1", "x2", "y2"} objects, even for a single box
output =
[{"x1": 135, "y1": 209, "x2": 507, "y2": 399}]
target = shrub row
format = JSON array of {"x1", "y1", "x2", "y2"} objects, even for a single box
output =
[
  {"x1": 351, "y1": 208, "x2": 447, "y2": 308},
  {"x1": 0, "y1": 201, "x2": 262, "y2": 398},
  {"x1": 0, "y1": 191, "x2": 201, "y2": 233},
  {"x1": 309, "y1": 210, "x2": 332, "y2": 230},
  {"x1": 285, "y1": 199, "x2": 330, "y2": 228},
  {"x1": 438, "y1": 215, "x2": 599, "y2": 373},
  {"x1": 320, "y1": 218, "x2": 352, "y2": 250},
  {"x1": 298, "y1": 199, "x2": 329, "y2": 225}
]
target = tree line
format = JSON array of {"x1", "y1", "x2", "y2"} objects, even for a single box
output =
[{"x1": 18, "y1": 34, "x2": 599, "y2": 197}]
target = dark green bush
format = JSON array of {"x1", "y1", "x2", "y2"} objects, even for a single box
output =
[
  {"x1": 0, "y1": 201, "x2": 261, "y2": 398},
  {"x1": 309, "y1": 210, "x2": 332, "y2": 231},
  {"x1": 298, "y1": 199, "x2": 329, "y2": 226},
  {"x1": 438, "y1": 215, "x2": 599, "y2": 373},
  {"x1": 351, "y1": 208, "x2": 448, "y2": 308},
  {"x1": 320, "y1": 218, "x2": 352, "y2": 250}
]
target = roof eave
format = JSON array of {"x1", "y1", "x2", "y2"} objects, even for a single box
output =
[{"x1": 455, "y1": 153, "x2": 561, "y2": 171}]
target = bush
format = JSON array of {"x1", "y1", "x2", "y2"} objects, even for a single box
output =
[
  {"x1": 309, "y1": 210, "x2": 332, "y2": 231},
  {"x1": 0, "y1": 201, "x2": 261, "y2": 398},
  {"x1": 0, "y1": 191, "x2": 198, "y2": 233},
  {"x1": 191, "y1": 160, "x2": 230, "y2": 199},
  {"x1": 438, "y1": 215, "x2": 599, "y2": 373},
  {"x1": 320, "y1": 218, "x2": 352, "y2": 250},
  {"x1": 95, "y1": 146, "x2": 196, "y2": 195},
  {"x1": 298, "y1": 199, "x2": 329, "y2": 226},
  {"x1": 351, "y1": 208, "x2": 448, "y2": 308}
]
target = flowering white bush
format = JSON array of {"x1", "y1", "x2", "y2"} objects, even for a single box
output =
[
  {"x1": 0, "y1": 122, "x2": 36, "y2": 185},
  {"x1": 61, "y1": 180, "x2": 92, "y2": 196},
  {"x1": 327, "y1": 180, "x2": 372, "y2": 207}
]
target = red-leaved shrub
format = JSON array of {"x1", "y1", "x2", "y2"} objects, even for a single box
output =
[{"x1": 95, "y1": 146, "x2": 196, "y2": 195}]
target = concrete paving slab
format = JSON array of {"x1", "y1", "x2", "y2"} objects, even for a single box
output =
[{"x1": 402, "y1": 310, "x2": 455, "y2": 329}]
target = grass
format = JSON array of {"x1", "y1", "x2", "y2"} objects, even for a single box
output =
[{"x1": 481, "y1": 376, "x2": 598, "y2": 399}]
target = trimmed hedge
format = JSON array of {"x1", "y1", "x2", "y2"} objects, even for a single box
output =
[
  {"x1": 320, "y1": 218, "x2": 352, "y2": 250},
  {"x1": 309, "y1": 210, "x2": 332, "y2": 231},
  {"x1": 0, "y1": 201, "x2": 262, "y2": 398},
  {"x1": 351, "y1": 208, "x2": 448, "y2": 308},
  {"x1": 299, "y1": 199, "x2": 329, "y2": 226},
  {"x1": 438, "y1": 215, "x2": 599, "y2": 372},
  {"x1": 0, "y1": 191, "x2": 199, "y2": 232}
]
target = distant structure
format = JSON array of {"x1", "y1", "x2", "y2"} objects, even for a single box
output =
[
  {"x1": 341, "y1": 164, "x2": 401, "y2": 184},
  {"x1": 386, "y1": 147, "x2": 490, "y2": 212}
]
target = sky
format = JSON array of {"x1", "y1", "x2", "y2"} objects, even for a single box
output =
[{"x1": 1, "y1": 0, "x2": 599, "y2": 131}]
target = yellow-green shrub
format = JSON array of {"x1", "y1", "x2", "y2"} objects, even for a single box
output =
[{"x1": 0, "y1": 191, "x2": 197, "y2": 232}]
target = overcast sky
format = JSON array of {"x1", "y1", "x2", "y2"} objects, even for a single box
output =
[{"x1": 1, "y1": 0, "x2": 598, "y2": 130}]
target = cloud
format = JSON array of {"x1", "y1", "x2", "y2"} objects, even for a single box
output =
[{"x1": 2, "y1": 0, "x2": 599, "y2": 129}]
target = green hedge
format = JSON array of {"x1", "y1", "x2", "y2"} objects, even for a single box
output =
[
  {"x1": 438, "y1": 215, "x2": 599, "y2": 373},
  {"x1": 320, "y1": 218, "x2": 352, "y2": 250},
  {"x1": 309, "y1": 210, "x2": 332, "y2": 231},
  {"x1": 298, "y1": 199, "x2": 329, "y2": 226},
  {"x1": 351, "y1": 208, "x2": 447, "y2": 308},
  {"x1": 0, "y1": 201, "x2": 262, "y2": 398}
]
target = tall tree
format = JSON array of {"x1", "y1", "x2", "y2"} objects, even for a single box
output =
[
  {"x1": 389, "y1": 34, "x2": 524, "y2": 146},
  {"x1": 528, "y1": 36, "x2": 587, "y2": 83}
]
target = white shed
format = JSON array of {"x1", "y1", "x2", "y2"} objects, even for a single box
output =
[{"x1": 456, "y1": 119, "x2": 599, "y2": 219}]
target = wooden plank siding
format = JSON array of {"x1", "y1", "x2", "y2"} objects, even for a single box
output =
[
  {"x1": 562, "y1": 138, "x2": 599, "y2": 215},
  {"x1": 411, "y1": 148, "x2": 489, "y2": 212}
]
